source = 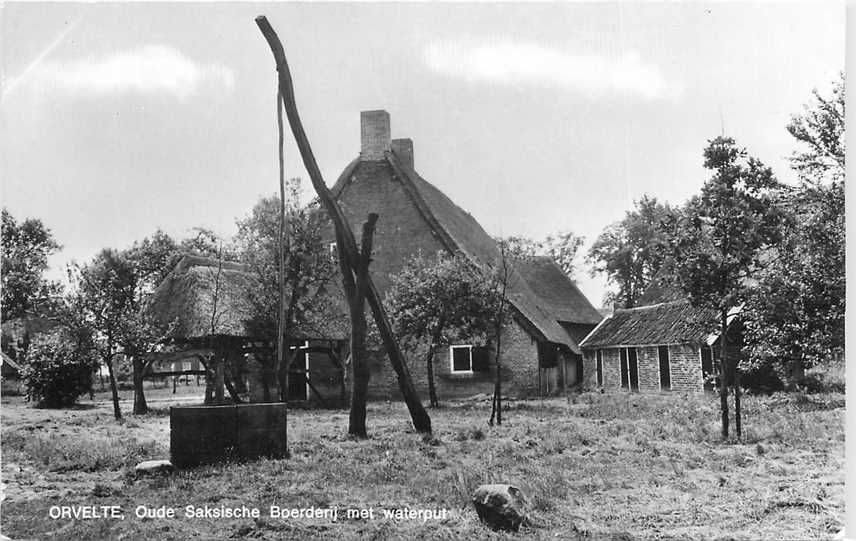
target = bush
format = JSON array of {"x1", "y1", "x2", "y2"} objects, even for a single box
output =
[{"x1": 21, "y1": 330, "x2": 98, "y2": 407}]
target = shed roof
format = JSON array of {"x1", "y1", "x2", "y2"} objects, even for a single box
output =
[{"x1": 579, "y1": 300, "x2": 719, "y2": 348}]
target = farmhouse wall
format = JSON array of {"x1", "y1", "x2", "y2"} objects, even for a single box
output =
[
  {"x1": 365, "y1": 317, "x2": 539, "y2": 400},
  {"x1": 336, "y1": 161, "x2": 448, "y2": 294}
]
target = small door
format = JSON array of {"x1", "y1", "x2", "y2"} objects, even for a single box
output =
[
  {"x1": 627, "y1": 348, "x2": 639, "y2": 391},
  {"x1": 619, "y1": 348, "x2": 629, "y2": 389},
  {"x1": 658, "y1": 345, "x2": 671, "y2": 390}
]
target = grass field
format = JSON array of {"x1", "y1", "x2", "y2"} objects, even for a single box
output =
[{"x1": 0, "y1": 388, "x2": 845, "y2": 540}]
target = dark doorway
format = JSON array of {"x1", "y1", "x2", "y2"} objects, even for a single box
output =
[
  {"x1": 627, "y1": 348, "x2": 639, "y2": 391},
  {"x1": 619, "y1": 348, "x2": 629, "y2": 389},
  {"x1": 700, "y1": 346, "x2": 714, "y2": 392},
  {"x1": 288, "y1": 344, "x2": 308, "y2": 401},
  {"x1": 658, "y1": 345, "x2": 671, "y2": 390},
  {"x1": 596, "y1": 350, "x2": 603, "y2": 387}
]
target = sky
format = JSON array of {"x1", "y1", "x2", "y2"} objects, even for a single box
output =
[{"x1": 0, "y1": 2, "x2": 845, "y2": 306}]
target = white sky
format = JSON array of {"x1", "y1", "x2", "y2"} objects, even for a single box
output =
[{"x1": 0, "y1": 2, "x2": 845, "y2": 306}]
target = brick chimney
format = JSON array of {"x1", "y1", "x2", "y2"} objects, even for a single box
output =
[
  {"x1": 391, "y1": 138, "x2": 414, "y2": 169},
  {"x1": 360, "y1": 110, "x2": 390, "y2": 161}
]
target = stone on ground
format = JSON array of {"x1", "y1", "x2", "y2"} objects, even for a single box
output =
[
  {"x1": 134, "y1": 460, "x2": 174, "y2": 476},
  {"x1": 472, "y1": 483, "x2": 528, "y2": 532}
]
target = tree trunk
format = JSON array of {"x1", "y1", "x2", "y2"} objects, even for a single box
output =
[
  {"x1": 719, "y1": 309, "x2": 729, "y2": 439},
  {"x1": 734, "y1": 366, "x2": 742, "y2": 439},
  {"x1": 105, "y1": 355, "x2": 121, "y2": 420},
  {"x1": 348, "y1": 304, "x2": 369, "y2": 437},
  {"x1": 132, "y1": 356, "x2": 148, "y2": 415},
  {"x1": 255, "y1": 17, "x2": 430, "y2": 434},
  {"x1": 214, "y1": 353, "x2": 225, "y2": 405},
  {"x1": 348, "y1": 216, "x2": 376, "y2": 438},
  {"x1": 426, "y1": 322, "x2": 443, "y2": 408},
  {"x1": 494, "y1": 337, "x2": 503, "y2": 426},
  {"x1": 426, "y1": 345, "x2": 438, "y2": 408}
]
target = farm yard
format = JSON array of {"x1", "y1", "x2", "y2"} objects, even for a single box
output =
[{"x1": 1, "y1": 385, "x2": 844, "y2": 541}]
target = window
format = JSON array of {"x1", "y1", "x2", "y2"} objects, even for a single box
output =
[
  {"x1": 658, "y1": 345, "x2": 671, "y2": 391},
  {"x1": 596, "y1": 349, "x2": 603, "y2": 387},
  {"x1": 450, "y1": 345, "x2": 473, "y2": 374},
  {"x1": 329, "y1": 242, "x2": 338, "y2": 260}
]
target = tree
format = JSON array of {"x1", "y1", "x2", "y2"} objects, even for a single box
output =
[
  {"x1": 67, "y1": 248, "x2": 170, "y2": 419},
  {"x1": 497, "y1": 230, "x2": 585, "y2": 281},
  {"x1": 588, "y1": 196, "x2": 679, "y2": 308},
  {"x1": 786, "y1": 72, "x2": 845, "y2": 186},
  {"x1": 488, "y1": 240, "x2": 517, "y2": 426},
  {"x1": 671, "y1": 136, "x2": 786, "y2": 439},
  {"x1": 743, "y1": 76, "x2": 845, "y2": 387},
  {"x1": 1, "y1": 209, "x2": 62, "y2": 322},
  {"x1": 386, "y1": 252, "x2": 500, "y2": 407},
  {"x1": 234, "y1": 181, "x2": 339, "y2": 402},
  {"x1": 21, "y1": 328, "x2": 98, "y2": 408}
]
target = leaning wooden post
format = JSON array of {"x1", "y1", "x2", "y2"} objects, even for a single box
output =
[
  {"x1": 255, "y1": 15, "x2": 431, "y2": 433},
  {"x1": 274, "y1": 82, "x2": 288, "y2": 456}
]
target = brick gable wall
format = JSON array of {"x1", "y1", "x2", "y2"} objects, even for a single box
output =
[{"x1": 330, "y1": 160, "x2": 542, "y2": 400}]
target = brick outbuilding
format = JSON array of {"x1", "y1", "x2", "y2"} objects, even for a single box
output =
[{"x1": 579, "y1": 301, "x2": 742, "y2": 393}]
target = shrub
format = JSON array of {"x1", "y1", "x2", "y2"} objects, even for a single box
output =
[{"x1": 20, "y1": 330, "x2": 98, "y2": 407}]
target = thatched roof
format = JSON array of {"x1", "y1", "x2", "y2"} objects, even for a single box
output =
[
  {"x1": 579, "y1": 300, "x2": 719, "y2": 349},
  {"x1": 332, "y1": 151, "x2": 602, "y2": 354},
  {"x1": 150, "y1": 255, "x2": 256, "y2": 340},
  {"x1": 514, "y1": 257, "x2": 603, "y2": 325}
]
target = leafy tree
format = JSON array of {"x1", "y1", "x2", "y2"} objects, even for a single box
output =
[
  {"x1": 743, "y1": 76, "x2": 845, "y2": 387},
  {"x1": 386, "y1": 252, "x2": 500, "y2": 407},
  {"x1": 588, "y1": 196, "x2": 679, "y2": 308},
  {"x1": 671, "y1": 136, "x2": 786, "y2": 439},
  {"x1": 67, "y1": 248, "x2": 171, "y2": 419},
  {"x1": 786, "y1": 72, "x2": 845, "y2": 185},
  {"x1": 497, "y1": 230, "x2": 585, "y2": 281},
  {"x1": 1, "y1": 209, "x2": 62, "y2": 322},
  {"x1": 21, "y1": 328, "x2": 98, "y2": 408},
  {"x1": 234, "y1": 179, "x2": 338, "y2": 402}
]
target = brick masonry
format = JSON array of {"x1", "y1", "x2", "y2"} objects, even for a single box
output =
[
  {"x1": 582, "y1": 324, "x2": 743, "y2": 394},
  {"x1": 360, "y1": 110, "x2": 391, "y2": 161},
  {"x1": 328, "y1": 149, "x2": 545, "y2": 401},
  {"x1": 583, "y1": 343, "x2": 705, "y2": 393}
]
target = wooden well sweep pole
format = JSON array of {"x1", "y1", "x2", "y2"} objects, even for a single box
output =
[
  {"x1": 255, "y1": 15, "x2": 431, "y2": 433},
  {"x1": 275, "y1": 84, "x2": 288, "y2": 455}
]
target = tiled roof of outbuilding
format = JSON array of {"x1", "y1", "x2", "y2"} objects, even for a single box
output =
[{"x1": 579, "y1": 300, "x2": 719, "y2": 348}]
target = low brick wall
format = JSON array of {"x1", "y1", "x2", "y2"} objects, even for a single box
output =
[{"x1": 170, "y1": 403, "x2": 288, "y2": 468}]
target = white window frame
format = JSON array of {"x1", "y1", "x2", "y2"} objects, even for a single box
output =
[{"x1": 449, "y1": 345, "x2": 474, "y2": 374}]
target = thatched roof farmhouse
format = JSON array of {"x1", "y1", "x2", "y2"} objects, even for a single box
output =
[{"x1": 325, "y1": 110, "x2": 603, "y2": 399}]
